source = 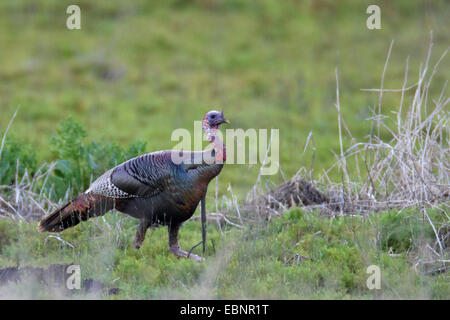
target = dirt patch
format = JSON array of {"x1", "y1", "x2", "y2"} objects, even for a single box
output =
[{"x1": 0, "y1": 264, "x2": 118, "y2": 297}]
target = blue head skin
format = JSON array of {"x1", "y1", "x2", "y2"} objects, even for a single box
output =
[{"x1": 204, "y1": 110, "x2": 229, "y2": 129}]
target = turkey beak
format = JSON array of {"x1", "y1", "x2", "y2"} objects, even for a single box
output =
[{"x1": 220, "y1": 110, "x2": 229, "y2": 124}]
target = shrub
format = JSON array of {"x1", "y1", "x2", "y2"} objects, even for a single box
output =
[
  {"x1": 48, "y1": 117, "x2": 147, "y2": 200},
  {"x1": 0, "y1": 136, "x2": 37, "y2": 186}
]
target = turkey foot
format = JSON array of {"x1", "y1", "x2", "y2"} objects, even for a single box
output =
[
  {"x1": 169, "y1": 246, "x2": 204, "y2": 262},
  {"x1": 168, "y1": 222, "x2": 204, "y2": 262}
]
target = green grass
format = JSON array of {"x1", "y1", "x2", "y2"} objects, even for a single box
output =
[{"x1": 0, "y1": 207, "x2": 448, "y2": 299}]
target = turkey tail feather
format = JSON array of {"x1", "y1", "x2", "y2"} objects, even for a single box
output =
[{"x1": 38, "y1": 193, "x2": 114, "y2": 232}]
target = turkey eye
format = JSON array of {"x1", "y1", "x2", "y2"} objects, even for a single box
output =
[{"x1": 211, "y1": 115, "x2": 216, "y2": 119}]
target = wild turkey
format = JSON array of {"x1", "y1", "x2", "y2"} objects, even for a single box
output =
[{"x1": 39, "y1": 110, "x2": 229, "y2": 262}]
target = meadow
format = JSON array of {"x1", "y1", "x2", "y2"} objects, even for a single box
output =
[{"x1": 0, "y1": 0, "x2": 448, "y2": 299}]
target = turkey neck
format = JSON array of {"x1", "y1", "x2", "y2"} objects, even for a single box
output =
[{"x1": 202, "y1": 118, "x2": 226, "y2": 163}]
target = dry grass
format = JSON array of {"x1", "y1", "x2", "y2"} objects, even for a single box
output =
[
  {"x1": 246, "y1": 34, "x2": 449, "y2": 216},
  {"x1": 0, "y1": 162, "x2": 61, "y2": 221}
]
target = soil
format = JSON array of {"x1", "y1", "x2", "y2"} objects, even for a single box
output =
[{"x1": 0, "y1": 263, "x2": 119, "y2": 297}]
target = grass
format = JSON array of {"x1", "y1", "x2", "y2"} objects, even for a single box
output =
[
  {"x1": 0, "y1": 1, "x2": 449, "y2": 299},
  {"x1": 0, "y1": 207, "x2": 448, "y2": 299}
]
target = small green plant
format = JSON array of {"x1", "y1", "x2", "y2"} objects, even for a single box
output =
[
  {"x1": 48, "y1": 117, "x2": 147, "y2": 200},
  {"x1": 0, "y1": 136, "x2": 37, "y2": 186}
]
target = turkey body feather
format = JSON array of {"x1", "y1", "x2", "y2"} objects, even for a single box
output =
[
  {"x1": 106, "y1": 149, "x2": 222, "y2": 225},
  {"x1": 39, "y1": 150, "x2": 222, "y2": 241}
]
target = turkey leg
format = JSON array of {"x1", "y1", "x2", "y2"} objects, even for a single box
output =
[
  {"x1": 201, "y1": 195, "x2": 207, "y2": 254},
  {"x1": 134, "y1": 219, "x2": 152, "y2": 249},
  {"x1": 168, "y1": 222, "x2": 204, "y2": 262}
]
